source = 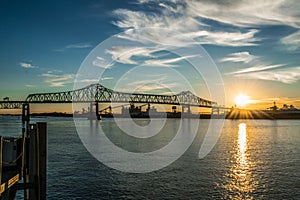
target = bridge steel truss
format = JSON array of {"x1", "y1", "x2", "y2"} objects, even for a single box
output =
[
  {"x1": 0, "y1": 101, "x2": 24, "y2": 109},
  {"x1": 0, "y1": 83, "x2": 218, "y2": 109}
]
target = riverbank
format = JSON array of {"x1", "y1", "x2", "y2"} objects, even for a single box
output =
[{"x1": 1, "y1": 110, "x2": 300, "y2": 120}]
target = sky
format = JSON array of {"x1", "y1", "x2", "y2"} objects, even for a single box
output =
[{"x1": 0, "y1": 0, "x2": 300, "y2": 112}]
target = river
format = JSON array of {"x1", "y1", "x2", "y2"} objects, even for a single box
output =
[{"x1": 0, "y1": 116, "x2": 299, "y2": 199}]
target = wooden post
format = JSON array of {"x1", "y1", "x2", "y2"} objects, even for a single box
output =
[
  {"x1": 0, "y1": 136, "x2": 2, "y2": 194},
  {"x1": 27, "y1": 122, "x2": 47, "y2": 200},
  {"x1": 28, "y1": 124, "x2": 37, "y2": 200},
  {"x1": 22, "y1": 103, "x2": 30, "y2": 200},
  {"x1": 22, "y1": 104, "x2": 30, "y2": 136},
  {"x1": 36, "y1": 122, "x2": 47, "y2": 200}
]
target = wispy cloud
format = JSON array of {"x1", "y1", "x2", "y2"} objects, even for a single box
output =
[
  {"x1": 73, "y1": 77, "x2": 113, "y2": 84},
  {"x1": 20, "y1": 62, "x2": 38, "y2": 69},
  {"x1": 220, "y1": 52, "x2": 259, "y2": 63},
  {"x1": 223, "y1": 51, "x2": 300, "y2": 84},
  {"x1": 54, "y1": 43, "x2": 92, "y2": 52},
  {"x1": 185, "y1": 0, "x2": 300, "y2": 28},
  {"x1": 113, "y1": 8, "x2": 260, "y2": 47},
  {"x1": 101, "y1": 77, "x2": 113, "y2": 81},
  {"x1": 133, "y1": 83, "x2": 178, "y2": 93},
  {"x1": 106, "y1": 46, "x2": 157, "y2": 65},
  {"x1": 113, "y1": 0, "x2": 300, "y2": 53},
  {"x1": 229, "y1": 64, "x2": 284, "y2": 74},
  {"x1": 93, "y1": 0, "x2": 300, "y2": 87},
  {"x1": 280, "y1": 30, "x2": 300, "y2": 51},
  {"x1": 65, "y1": 43, "x2": 93, "y2": 49},
  {"x1": 41, "y1": 72, "x2": 75, "y2": 87},
  {"x1": 118, "y1": 78, "x2": 178, "y2": 94},
  {"x1": 232, "y1": 66, "x2": 300, "y2": 84},
  {"x1": 93, "y1": 46, "x2": 160, "y2": 68},
  {"x1": 75, "y1": 79, "x2": 99, "y2": 83},
  {"x1": 143, "y1": 55, "x2": 196, "y2": 67},
  {"x1": 25, "y1": 84, "x2": 36, "y2": 88},
  {"x1": 92, "y1": 56, "x2": 114, "y2": 68},
  {"x1": 184, "y1": 29, "x2": 260, "y2": 47},
  {"x1": 96, "y1": 0, "x2": 300, "y2": 75}
]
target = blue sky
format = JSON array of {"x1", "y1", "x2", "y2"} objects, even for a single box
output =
[{"x1": 0, "y1": 0, "x2": 300, "y2": 109}]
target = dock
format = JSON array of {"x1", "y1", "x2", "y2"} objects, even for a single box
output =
[{"x1": 0, "y1": 104, "x2": 47, "y2": 200}]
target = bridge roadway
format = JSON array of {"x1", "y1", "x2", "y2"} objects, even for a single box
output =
[{"x1": 0, "y1": 83, "x2": 218, "y2": 109}]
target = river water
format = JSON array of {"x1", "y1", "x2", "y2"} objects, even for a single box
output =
[{"x1": 0, "y1": 116, "x2": 299, "y2": 199}]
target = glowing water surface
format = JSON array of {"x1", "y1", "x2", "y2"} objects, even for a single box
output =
[{"x1": 0, "y1": 116, "x2": 299, "y2": 199}]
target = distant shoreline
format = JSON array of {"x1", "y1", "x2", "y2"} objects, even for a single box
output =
[
  {"x1": 0, "y1": 112, "x2": 73, "y2": 117},
  {"x1": 1, "y1": 110, "x2": 300, "y2": 120}
]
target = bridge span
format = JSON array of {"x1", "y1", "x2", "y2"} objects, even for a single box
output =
[{"x1": 0, "y1": 83, "x2": 218, "y2": 110}]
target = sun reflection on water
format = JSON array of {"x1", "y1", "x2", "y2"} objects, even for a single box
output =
[
  {"x1": 223, "y1": 122, "x2": 258, "y2": 199},
  {"x1": 238, "y1": 123, "x2": 247, "y2": 167}
]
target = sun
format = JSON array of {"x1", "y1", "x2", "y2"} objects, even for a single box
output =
[{"x1": 234, "y1": 94, "x2": 250, "y2": 107}]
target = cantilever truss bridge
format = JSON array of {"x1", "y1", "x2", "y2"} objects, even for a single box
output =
[{"x1": 0, "y1": 83, "x2": 218, "y2": 109}]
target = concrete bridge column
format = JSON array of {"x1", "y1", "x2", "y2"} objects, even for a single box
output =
[
  {"x1": 89, "y1": 102, "x2": 93, "y2": 116},
  {"x1": 182, "y1": 105, "x2": 191, "y2": 114},
  {"x1": 212, "y1": 107, "x2": 220, "y2": 115},
  {"x1": 89, "y1": 102, "x2": 99, "y2": 120},
  {"x1": 95, "y1": 102, "x2": 100, "y2": 120}
]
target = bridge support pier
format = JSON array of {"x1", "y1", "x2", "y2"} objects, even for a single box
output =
[
  {"x1": 88, "y1": 102, "x2": 100, "y2": 120},
  {"x1": 212, "y1": 107, "x2": 220, "y2": 115},
  {"x1": 182, "y1": 105, "x2": 191, "y2": 113},
  {"x1": 181, "y1": 105, "x2": 191, "y2": 117},
  {"x1": 187, "y1": 105, "x2": 191, "y2": 114},
  {"x1": 95, "y1": 102, "x2": 100, "y2": 120}
]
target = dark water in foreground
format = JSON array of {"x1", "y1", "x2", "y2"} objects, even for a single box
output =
[{"x1": 0, "y1": 116, "x2": 299, "y2": 199}]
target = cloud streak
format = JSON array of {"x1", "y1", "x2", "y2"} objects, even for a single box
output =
[
  {"x1": 106, "y1": 0, "x2": 300, "y2": 85},
  {"x1": 185, "y1": 0, "x2": 300, "y2": 28},
  {"x1": 106, "y1": 46, "x2": 156, "y2": 65},
  {"x1": 25, "y1": 84, "x2": 36, "y2": 88},
  {"x1": 143, "y1": 55, "x2": 196, "y2": 67},
  {"x1": 20, "y1": 62, "x2": 38, "y2": 69},
  {"x1": 113, "y1": 0, "x2": 300, "y2": 55},
  {"x1": 41, "y1": 72, "x2": 75, "y2": 87},
  {"x1": 99, "y1": 0, "x2": 300, "y2": 82},
  {"x1": 280, "y1": 30, "x2": 300, "y2": 51},
  {"x1": 232, "y1": 66, "x2": 300, "y2": 84},
  {"x1": 118, "y1": 78, "x2": 178, "y2": 94},
  {"x1": 65, "y1": 43, "x2": 93, "y2": 49},
  {"x1": 113, "y1": 8, "x2": 260, "y2": 47},
  {"x1": 54, "y1": 43, "x2": 92, "y2": 52},
  {"x1": 230, "y1": 64, "x2": 284, "y2": 74},
  {"x1": 220, "y1": 52, "x2": 259, "y2": 63}
]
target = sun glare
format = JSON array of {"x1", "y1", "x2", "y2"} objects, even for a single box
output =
[{"x1": 234, "y1": 94, "x2": 250, "y2": 107}]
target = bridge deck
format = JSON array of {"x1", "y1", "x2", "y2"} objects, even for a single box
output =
[{"x1": 0, "y1": 83, "x2": 219, "y2": 109}]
